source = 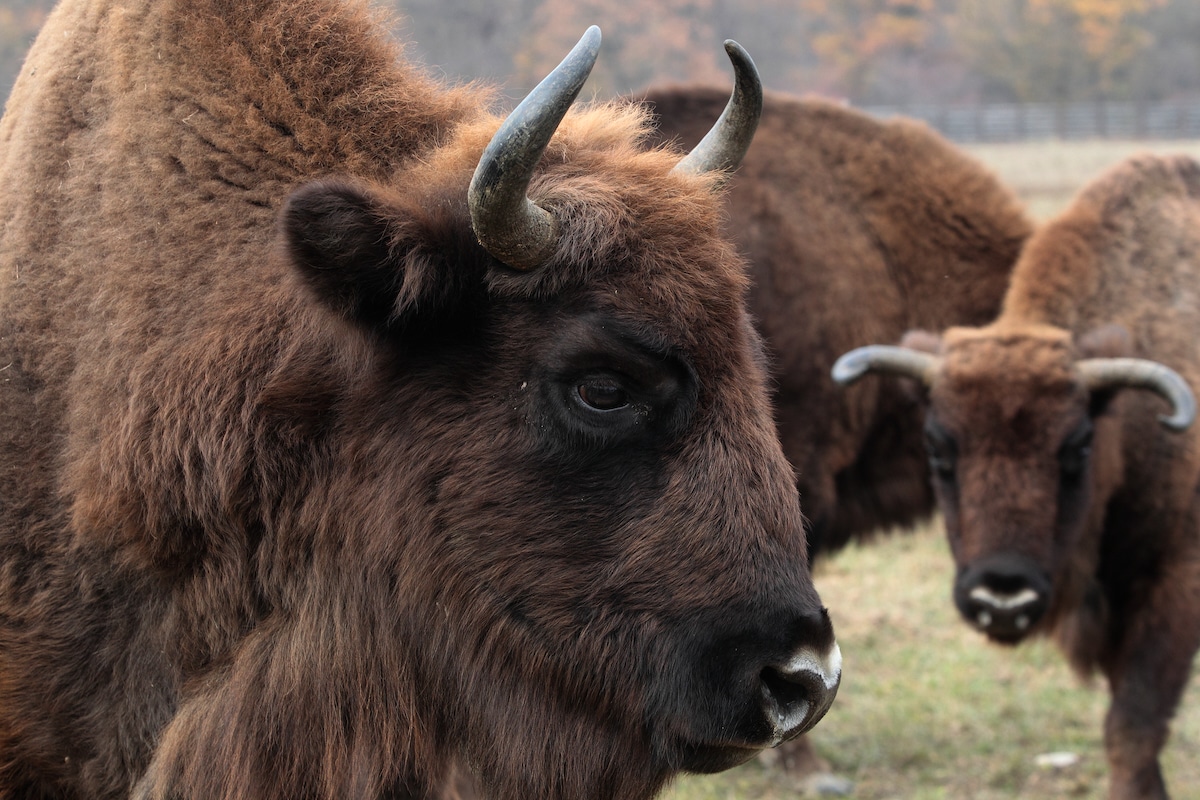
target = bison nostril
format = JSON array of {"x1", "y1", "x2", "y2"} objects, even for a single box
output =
[
  {"x1": 759, "y1": 642, "x2": 842, "y2": 744},
  {"x1": 964, "y1": 585, "x2": 1045, "y2": 638},
  {"x1": 957, "y1": 556, "x2": 1051, "y2": 641},
  {"x1": 761, "y1": 665, "x2": 811, "y2": 717},
  {"x1": 970, "y1": 585, "x2": 1039, "y2": 610}
]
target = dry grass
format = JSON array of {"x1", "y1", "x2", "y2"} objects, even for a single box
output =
[{"x1": 663, "y1": 522, "x2": 1200, "y2": 799}]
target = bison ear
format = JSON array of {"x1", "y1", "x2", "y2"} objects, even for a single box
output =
[{"x1": 281, "y1": 179, "x2": 431, "y2": 330}]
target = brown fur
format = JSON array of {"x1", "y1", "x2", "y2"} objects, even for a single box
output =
[
  {"x1": 640, "y1": 87, "x2": 1032, "y2": 784},
  {"x1": 642, "y1": 87, "x2": 1033, "y2": 554},
  {"x1": 0, "y1": 2, "x2": 838, "y2": 798},
  {"x1": 903, "y1": 154, "x2": 1200, "y2": 799}
]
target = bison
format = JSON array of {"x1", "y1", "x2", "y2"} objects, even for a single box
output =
[
  {"x1": 834, "y1": 153, "x2": 1200, "y2": 799},
  {"x1": 640, "y1": 86, "x2": 1032, "y2": 783},
  {"x1": 0, "y1": 2, "x2": 842, "y2": 798},
  {"x1": 642, "y1": 87, "x2": 1033, "y2": 556}
]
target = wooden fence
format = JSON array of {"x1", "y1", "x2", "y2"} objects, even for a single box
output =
[{"x1": 862, "y1": 100, "x2": 1200, "y2": 143}]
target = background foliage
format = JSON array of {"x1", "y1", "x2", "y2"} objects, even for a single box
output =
[{"x1": 3, "y1": 0, "x2": 1200, "y2": 105}]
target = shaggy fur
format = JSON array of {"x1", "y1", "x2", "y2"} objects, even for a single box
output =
[
  {"x1": 895, "y1": 154, "x2": 1200, "y2": 799},
  {"x1": 640, "y1": 87, "x2": 1031, "y2": 784},
  {"x1": 642, "y1": 87, "x2": 1033, "y2": 554},
  {"x1": 0, "y1": 2, "x2": 839, "y2": 798}
]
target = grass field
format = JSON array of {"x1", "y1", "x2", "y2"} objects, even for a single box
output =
[
  {"x1": 663, "y1": 139, "x2": 1200, "y2": 799},
  {"x1": 663, "y1": 523, "x2": 1200, "y2": 800}
]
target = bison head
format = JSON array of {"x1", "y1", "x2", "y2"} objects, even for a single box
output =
[
  {"x1": 256, "y1": 29, "x2": 838, "y2": 798},
  {"x1": 832, "y1": 322, "x2": 1194, "y2": 645}
]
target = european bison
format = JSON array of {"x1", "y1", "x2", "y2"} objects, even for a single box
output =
[
  {"x1": 0, "y1": 2, "x2": 842, "y2": 798},
  {"x1": 834, "y1": 153, "x2": 1200, "y2": 799},
  {"x1": 642, "y1": 88, "x2": 1033, "y2": 557},
  {"x1": 641, "y1": 86, "x2": 1032, "y2": 784}
]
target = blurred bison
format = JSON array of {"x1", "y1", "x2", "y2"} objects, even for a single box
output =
[
  {"x1": 0, "y1": 3, "x2": 841, "y2": 798},
  {"x1": 643, "y1": 88, "x2": 1033, "y2": 556},
  {"x1": 836, "y1": 153, "x2": 1200, "y2": 799},
  {"x1": 642, "y1": 85, "x2": 1031, "y2": 784}
]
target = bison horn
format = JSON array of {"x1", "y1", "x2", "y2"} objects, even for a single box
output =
[
  {"x1": 1077, "y1": 358, "x2": 1197, "y2": 431},
  {"x1": 671, "y1": 40, "x2": 763, "y2": 181},
  {"x1": 468, "y1": 26, "x2": 602, "y2": 271},
  {"x1": 831, "y1": 345, "x2": 941, "y2": 387}
]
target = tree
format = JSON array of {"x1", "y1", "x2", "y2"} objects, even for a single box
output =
[
  {"x1": 949, "y1": 0, "x2": 1162, "y2": 102},
  {"x1": 797, "y1": 0, "x2": 938, "y2": 100},
  {"x1": 513, "y1": 0, "x2": 730, "y2": 98}
]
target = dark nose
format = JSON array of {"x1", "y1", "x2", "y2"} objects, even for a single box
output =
[
  {"x1": 759, "y1": 638, "x2": 842, "y2": 744},
  {"x1": 688, "y1": 605, "x2": 842, "y2": 745},
  {"x1": 679, "y1": 604, "x2": 842, "y2": 773},
  {"x1": 955, "y1": 554, "x2": 1050, "y2": 643}
]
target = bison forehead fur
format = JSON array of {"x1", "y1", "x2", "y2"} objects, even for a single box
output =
[{"x1": 0, "y1": 2, "x2": 839, "y2": 799}]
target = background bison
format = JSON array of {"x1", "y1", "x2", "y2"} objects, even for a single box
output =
[
  {"x1": 643, "y1": 87, "x2": 1033, "y2": 557},
  {"x1": 0, "y1": 1, "x2": 842, "y2": 798},
  {"x1": 641, "y1": 85, "x2": 1032, "y2": 784},
  {"x1": 835, "y1": 153, "x2": 1200, "y2": 799}
]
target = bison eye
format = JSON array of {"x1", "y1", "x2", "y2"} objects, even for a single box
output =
[
  {"x1": 536, "y1": 317, "x2": 696, "y2": 450},
  {"x1": 575, "y1": 379, "x2": 629, "y2": 412},
  {"x1": 1058, "y1": 422, "x2": 1094, "y2": 479}
]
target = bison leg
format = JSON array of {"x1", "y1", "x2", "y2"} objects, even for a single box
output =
[
  {"x1": 1104, "y1": 658, "x2": 1185, "y2": 800},
  {"x1": 1102, "y1": 551, "x2": 1200, "y2": 800}
]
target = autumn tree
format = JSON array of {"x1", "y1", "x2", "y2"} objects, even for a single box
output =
[
  {"x1": 949, "y1": 0, "x2": 1164, "y2": 102},
  {"x1": 511, "y1": 0, "x2": 733, "y2": 97},
  {"x1": 6, "y1": 0, "x2": 1200, "y2": 125},
  {"x1": 1130, "y1": 0, "x2": 1200, "y2": 101},
  {"x1": 796, "y1": 0, "x2": 940, "y2": 100}
]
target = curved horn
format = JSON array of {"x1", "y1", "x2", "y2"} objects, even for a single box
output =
[
  {"x1": 832, "y1": 345, "x2": 941, "y2": 387},
  {"x1": 468, "y1": 26, "x2": 602, "y2": 271},
  {"x1": 1077, "y1": 358, "x2": 1196, "y2": 431},
  {"x1": 671, "y1": 40, "x2": 763, "y2": 181}
]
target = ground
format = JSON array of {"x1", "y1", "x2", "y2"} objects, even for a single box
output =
[{"x1": 664, "y1": 521, "x2": 1200, "y2": 799}]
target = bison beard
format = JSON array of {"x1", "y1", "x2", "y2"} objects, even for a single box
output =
[
  {"x1": 0, "y1": 2, "x2": 840, "y2": 799},
  {"x1": 835, "y1": 154, "x2": 1200, "y2": 800}
]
